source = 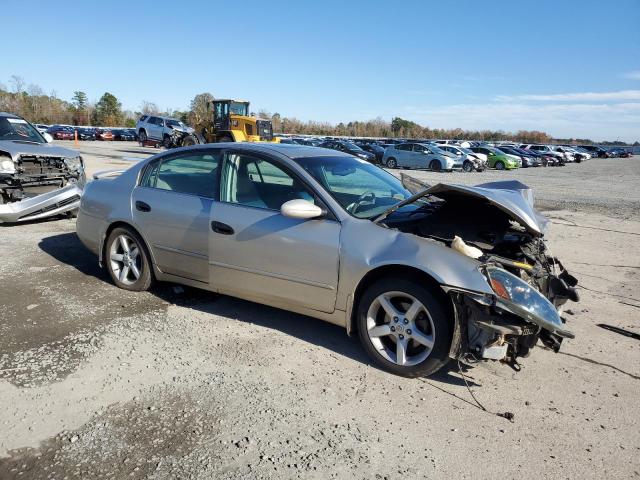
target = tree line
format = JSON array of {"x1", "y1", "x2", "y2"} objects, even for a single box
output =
[{"x1": 1, "y1": 75, "x2": 636, "y2": 145}]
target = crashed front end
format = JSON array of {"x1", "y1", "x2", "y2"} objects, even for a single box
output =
[
  {"x1": 0, "y1": 152, "x2": 85, "y2": 223},
  {"x1": 381, "y1": 176, "x2": 579, "y2": 370}
]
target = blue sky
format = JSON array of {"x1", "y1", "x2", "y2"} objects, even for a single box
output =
[{"x1": 2, "y1": 0, "x2": 639, "y2": 141}]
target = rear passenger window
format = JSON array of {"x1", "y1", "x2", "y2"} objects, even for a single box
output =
[{"x1": 142, "y1": 152, "x2": 220, "y2": 198}]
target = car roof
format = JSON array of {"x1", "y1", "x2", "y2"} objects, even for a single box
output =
[
  {"x1": 0, "y1": 112, "x2": 22, "y2": 119},
  {"x1": 167, "y1": 142, "x2": 354, "y2": 160}
]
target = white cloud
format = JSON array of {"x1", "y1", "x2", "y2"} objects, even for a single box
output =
[
  {"x1": 400, "y1": 102, "x2": 640, "y2": 142},
  {"x1": 623, "y1": 71, "x2": 640, "y2": 80},
  {"x1": 495, "y1": 90, "x2": 640, "y2": 102}
]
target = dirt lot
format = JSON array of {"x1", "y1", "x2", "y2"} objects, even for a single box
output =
[{"x1": 1, "y1": 141, "x2": 639, "y2": 479}]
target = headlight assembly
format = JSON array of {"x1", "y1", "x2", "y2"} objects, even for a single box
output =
[
  {"x1": 65, "y1": 156, "x2": 83, "y2": 171},
  {"x1": 0, "y1": 158, "x2": 16, "y2": 174},
  {"x1": 485, "y1": 266, "x2": 574, "y2": 338}
]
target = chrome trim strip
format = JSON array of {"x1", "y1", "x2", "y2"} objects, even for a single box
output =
[{"x1": 209, "y1": 260, "x2": 335, "y2": 290}]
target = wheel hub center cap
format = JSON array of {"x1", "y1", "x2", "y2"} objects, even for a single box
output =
[{"x1": 395, "y1": 324, "x2": 404, "y2": 334}]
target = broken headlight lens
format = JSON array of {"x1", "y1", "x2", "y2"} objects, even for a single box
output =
[
  {"x1": 0, "y1": 158, "x2": 16, "y2": 174},
  {"x1": 65, "y1": 156, "x2": 83, "y2": 171},
  {"x1": 485, "y1": 266, "x2": 574, "y2": 338}
]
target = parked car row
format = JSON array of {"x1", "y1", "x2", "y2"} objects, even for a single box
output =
[
  {"x1": 41, "y1": 124, "x2": 139, "y2": 141},
  {"x1": 276, "y1": 135, "x2": 635, "y2": 172}
]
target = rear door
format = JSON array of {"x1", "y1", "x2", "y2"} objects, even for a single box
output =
[
  {"x1": 208, "y1": 150, "x2": 340, "y2": 313},
  {"x1": 131, "y1": 149, "x2": 221, "y2": 283}
]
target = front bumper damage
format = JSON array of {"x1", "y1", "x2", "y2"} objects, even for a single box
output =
[{"x1": 0, "y1": 183, "x2": 83, "y2": 222}]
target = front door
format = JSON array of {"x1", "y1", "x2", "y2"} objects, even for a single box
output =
[
  {"x1": 209, "y1": 151, "x2": 341, "y2": 313},
  {"x1": 132, "y1": 150, "x2": 221, "y2": 283}
]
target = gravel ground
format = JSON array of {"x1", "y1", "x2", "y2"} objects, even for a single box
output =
[{"x1": 0, "y1": 141, "x2": 639, "y2": 479}]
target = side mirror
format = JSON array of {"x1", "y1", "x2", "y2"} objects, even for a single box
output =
[
  {"x1": 43, "y1": 132, "x2": 53, "y2": 143},
  {"x1": 281, "y1": 199, "x2": 324, "y2": 220}
]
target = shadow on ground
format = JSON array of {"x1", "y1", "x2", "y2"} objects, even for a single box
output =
[{"x1": 38, "y1": 232, "x2": 472, "y2": 386}]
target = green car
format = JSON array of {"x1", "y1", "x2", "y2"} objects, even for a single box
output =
[{"x1": 470, "y1": 147, "x2": 520, "y2": 170}]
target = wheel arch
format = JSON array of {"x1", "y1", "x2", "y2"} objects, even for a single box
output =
[{"x1": 347, "y1": 264, "x2": 454, "y2": 336}]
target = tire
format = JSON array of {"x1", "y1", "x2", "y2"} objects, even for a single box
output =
[
  {"x1": 218, "y1": 135, "x2": 233, "y2": 143},
  {"x1": 138, "y1": 129, "x2": 147, "y2": 143},
  {"x1": 386, "y1": 157, "x2": 397, "y2": 168},
  {"x1": 495, "y1": 161, "x2": 505, "y2": 170},
  {"x1": 429, "y1": 160, "x2": 441, "y2": 172},
  {"x1": 104, "y1": 227, "x2": 153, "y2": 292},
  {"x1": 182, "y1": 134, "x2": 199, "y2": 147},
  {"x1": 162, "y1": 135, "x2": 172, "y2": 149},
  {"x1": 357, "y1": 278, "x2": 452, "y2": 378},
  {"x1": 463, "y1": 160, "x2": 474, "y2": 172}
]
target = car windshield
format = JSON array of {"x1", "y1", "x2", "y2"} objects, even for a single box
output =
[
  {"x1": 229, "y1": 102, "x2": 249, "y2": 116},
  {"x1": 0, "y1": 117, "x2": 46, "y2": 143},
  {"x1": 460, "y1": 147, "x2": 475, "y2": 155},
  {"x1": 342, "y1": 142, "x2": 364, "y2": 151},
  {"x1": 294, "y1": 156, "x2": 413, "y2": 219},
  {"x1": 165, "y1": 119, "x2": 182, "y2": 127},
  {"x1": 428, "y1": 144, "x2": 448, "y2": 156}
]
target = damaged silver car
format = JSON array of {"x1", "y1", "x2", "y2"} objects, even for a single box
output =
[
  {"x1": 0, "y1": 112, "x2": 85, "y2": 223},
  {"x1": 76, "y1": 143, "x2": 578, "y2": 377}
]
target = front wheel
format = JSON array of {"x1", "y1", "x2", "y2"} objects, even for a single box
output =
[
  {"x1": 429, "y1": 160, "x2": 441, "y2": 171},
  {"x1": 182, "y1": 134, "x2": 199, "y2": 147},
  {"x1": 357, "y1": 278, "x2": 452, "y2": 377},
  {"x1": 138, "y1": 130, "x2": 147, "y2": 143},
  {"x1": 463, "y1": 160, "x2": 474, "y2": 172},
  {"x1": 495, "y1": 161, "x2": 505, "y2": 170},
  {"x1": 105, "y1": 227, "x2": 153, "y2": 291},
  {"x1": 385, "y1": 157, "x2": 397, "y2": 168}
]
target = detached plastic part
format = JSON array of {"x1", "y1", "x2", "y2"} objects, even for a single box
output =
[{"x1": 452, "y1": 236, "x2": 483, "y2": 259}]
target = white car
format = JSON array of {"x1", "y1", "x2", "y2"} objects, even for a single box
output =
[
  {"x1": 551, "y1": 146, "x2": 577, "y2": 162},
  {"x1": 438, "y1": 145, "x2": 487, "y2": 172},
  {"x1": 521, "y1": 144, "x2": 566, "y2": 163}
]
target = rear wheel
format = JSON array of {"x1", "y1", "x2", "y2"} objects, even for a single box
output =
[
  {"x1": 105, "y1": 227, "x2": 153, "y2": 291},
  {"x1": 495, "y1": 161, "x2": 505, "y2": 170},
  {"x1": 357, "y1": 278, "x2": 452, "y2": 377},
  {"x1": 386, "y1": 157, "x2": 397, "y2": 168},
  {"x1": 429, "y1": 160, "x2": 441, "y2": 171}
]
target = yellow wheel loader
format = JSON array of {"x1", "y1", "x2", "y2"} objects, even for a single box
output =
[{"x1": 182, "y1": 99, "x2": 279, "y2": 146}]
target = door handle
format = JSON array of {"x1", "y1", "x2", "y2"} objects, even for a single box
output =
[
  {"x1": 135, "y1": 201, "x2": 151, "y2": 212},
  {"x1": 211, "y1": 221, "x2": 234, "y2": 235}
]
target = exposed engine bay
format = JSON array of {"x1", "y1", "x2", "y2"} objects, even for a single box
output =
[
  {"x1": 0, "y1": 154, "x2": 83, "y2": 202},
  {"x1": 381, "y1": 176, "x2": 579, "y2": 369},
  {"x1": 0, "y1": 141, "x2": 85, "y2": 222}
]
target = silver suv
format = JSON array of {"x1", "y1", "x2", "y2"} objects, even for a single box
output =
[{"x1": 136, "y1": 115, "x2": 194, "y2": 145}]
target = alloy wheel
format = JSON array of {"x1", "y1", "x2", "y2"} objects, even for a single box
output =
[
  {"x1": 109, "y1": 234, "x2": 142, "y2": 285},
  {"x1": 366, "y1": 291, "x2": 435, "y2": 366}
]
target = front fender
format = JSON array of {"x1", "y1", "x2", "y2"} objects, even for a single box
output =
[{"x1": 337, "y1": 220, "x2": 494, "y2": 310}]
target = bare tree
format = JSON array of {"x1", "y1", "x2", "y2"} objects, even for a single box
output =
[
  {"x1": 140, "y1": 100, "x2": 160, "y2": 115},
  {"x1": 9, "y1": 75, "x2": 25, "y2": 93}
]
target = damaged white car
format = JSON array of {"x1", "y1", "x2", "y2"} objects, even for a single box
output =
[
  {"x1": 0, "y1": 112, "x2": 85, "y2": 223},
  {"x1": 77, "y1": 143, "x2": 578, "y2": 377}
]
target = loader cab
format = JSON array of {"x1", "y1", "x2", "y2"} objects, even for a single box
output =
[{"x1": 211, "y1": 100, "x2": 250, "y2": 131}]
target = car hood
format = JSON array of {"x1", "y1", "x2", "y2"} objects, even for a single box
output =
[
  {"x1": 0, "y1": 140, "x2": 79, "y2": 161},
  {"x1": 374, "y1": 179, "x2": 549, "y2": 236}
]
